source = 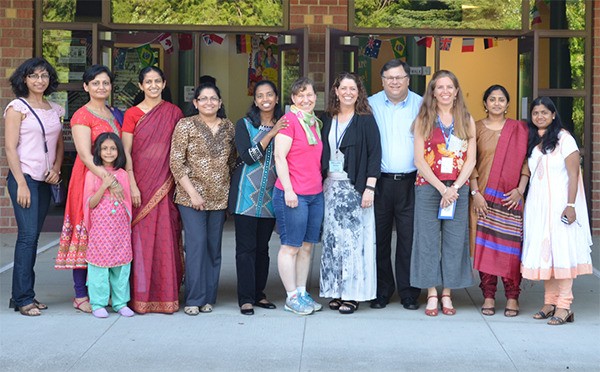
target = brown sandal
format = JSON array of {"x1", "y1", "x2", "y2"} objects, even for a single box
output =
[{"x1": 19, "y1": 303, "x2": 41, "y2": 316}]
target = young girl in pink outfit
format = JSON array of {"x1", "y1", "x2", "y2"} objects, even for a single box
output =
[{"x1": 83, "y1": 133, "x2": 134, "y2": 318}]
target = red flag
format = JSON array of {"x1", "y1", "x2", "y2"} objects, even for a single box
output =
[
  {"x1": 415, "y1": 36, "x2": 432, "y2": 48},
  {"x1": 210, "y1": 34, "x2": 225, "y2": 44},
  {"x1": 462, "y1": 38, "x2": 475, "y2": 52},
  {"x1": 178, "y1": 33, "x2": 193, "y2": 51},
  {"x1": 483, "y1": 38, "x2": 497, "y2": 49},
  {"x1": 158, "y1": 33, "x2": 174, "y2": 54}
]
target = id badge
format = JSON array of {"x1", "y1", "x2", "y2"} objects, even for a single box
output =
[
  {"x1": 438, "y1": 202, "x2": 456, "y2": 220},
  {"x1": 440, "y1": 157, "x2": 453, "y2": 174},
  {"x1": 329, "y1": 159, "x2": 343, "y2": 173},
  {"x1": 447, "y1": 134, "x2": 463, "y2": 153}
]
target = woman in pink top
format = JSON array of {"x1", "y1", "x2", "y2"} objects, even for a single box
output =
[
  {"x1": 5, "y1": 57, "x2": 64, "y2": 316},
  {"x1": 273, "y1": 77, "x2": 324, "y2": 315}
]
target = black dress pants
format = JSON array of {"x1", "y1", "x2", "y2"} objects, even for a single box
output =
[
  {"x1": 374, "y1": 175, "x2": 421, "y2": 302},
  {"x1": 234, "y1": 214, "x2": 276, "y2": 306}
]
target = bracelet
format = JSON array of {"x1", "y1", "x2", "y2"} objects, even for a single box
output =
[
  {"x1": 365, "y1": 185, "x2": 376, "y2": 192},
  {"x1": 566, "y1": 203, "x2": 575, "y2": 208}
]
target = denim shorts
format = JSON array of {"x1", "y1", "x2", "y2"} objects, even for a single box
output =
[{"x1": 273, "y1": 187, "x2": 324, "y2": 247}]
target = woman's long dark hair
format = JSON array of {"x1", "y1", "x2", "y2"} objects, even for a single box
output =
[
  {"x1": 526, "y1": 96, "x2": 562, "y2": 157},
  {"x1": 92, "y1": 132, "x2": 126, "y2": 170},
  {"x1": 246, "y1": 80, "x2": 283, "y2": 128}
]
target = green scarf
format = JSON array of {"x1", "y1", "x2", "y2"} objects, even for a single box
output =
[{"x1": 290, "y1": 105, "x2": 322, "y2": 145}]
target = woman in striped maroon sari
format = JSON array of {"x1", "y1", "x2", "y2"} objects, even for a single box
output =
[{"x1": 469, "y1": 85, "x2": 529, "y2": 317}]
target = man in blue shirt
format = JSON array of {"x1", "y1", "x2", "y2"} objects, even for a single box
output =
[{"x1": 368, "y1": 59, "x2": 422, "y2": 310}]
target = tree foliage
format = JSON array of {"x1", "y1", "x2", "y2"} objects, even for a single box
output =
[
  {"x1": 111, "y1": 0, "x2": 283, "y2": 26},
  {"x1": 355, "y1": 0, "x2": 522, "y2": 30}
]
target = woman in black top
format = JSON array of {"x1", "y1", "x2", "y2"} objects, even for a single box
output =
[{"x1": 319, "y1": 72, "x2": 382, "y2": 314}]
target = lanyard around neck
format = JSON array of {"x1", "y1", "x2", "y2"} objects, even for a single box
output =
[
  {"x1": 335, "y1": 115, "x2": 352, "y2": 153},
  {"x1": 437, "y1": 115, "x2": 454, "y2": 149}
]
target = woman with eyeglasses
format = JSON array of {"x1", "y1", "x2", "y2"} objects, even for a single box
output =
[
  {"x1": 122, "y1": 66, "x2": 184, "y2": 314},
  {"x1": 170, "y1": 83, "x2": 236, "y2": 316},
  {"x1": 55, "y1": 65, "x2": 124, "y2": 314},
  {"x1": 5, "y1": 58, "x2": 64, "y2": 316}
]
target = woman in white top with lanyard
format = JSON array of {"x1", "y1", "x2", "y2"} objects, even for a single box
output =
[{"x1": 319, "y1": 72, "x2": 382, "y2": 314}]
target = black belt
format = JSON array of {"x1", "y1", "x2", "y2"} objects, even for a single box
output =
[{"x1": 380, "y1": 171, "x2": 417, "y2": 181}]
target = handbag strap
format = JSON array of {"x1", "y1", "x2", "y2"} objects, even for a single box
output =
[
  {"x1": 18, "y1": 98, "x2": 49, "y2": 155},
  {"x1": 18, "y1": 97, "x2": 52, "y2": 173}
]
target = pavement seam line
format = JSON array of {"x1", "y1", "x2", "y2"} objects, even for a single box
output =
[
  {"x1": 0, "y1": 238, "x2": 59, "y2": 274},
  {"x1": 67, "y1": 317, "x2": 121, "y2": 371},
  {"x1": 465, "y1": 287, "x2": 519, "y2": 371},
  {"x1": 299, "y1": 317, "x2": 308, "y2": 372}
]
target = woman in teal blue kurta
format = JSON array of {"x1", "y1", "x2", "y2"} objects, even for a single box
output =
[{"x1": 231, "y1": 80, "x2": 287, "y2": 315}]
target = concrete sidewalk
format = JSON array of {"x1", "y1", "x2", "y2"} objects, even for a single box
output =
[{"x1": 1, "y1": 221, "x2": 599, "y2": 371}]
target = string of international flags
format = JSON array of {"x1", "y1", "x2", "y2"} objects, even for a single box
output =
[{"x1": 365, "y1": 35, "x2": 505, "y2": 60}]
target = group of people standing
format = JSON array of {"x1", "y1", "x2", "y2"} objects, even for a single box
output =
[{"x1": 5, "y1": 57, "x2": 593, "y2": 326}]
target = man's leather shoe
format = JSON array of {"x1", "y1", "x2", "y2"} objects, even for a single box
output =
[
  {"x1": 370, "y1": 298, "x2": 388, "y2": 309},
  {"x1": 401, "y1": 297, "x2": 420, "y2": 310}
]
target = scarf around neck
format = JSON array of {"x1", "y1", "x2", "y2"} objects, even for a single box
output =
[{"x1": 290, "y1": 105, "x2": 322, "y2": 145}]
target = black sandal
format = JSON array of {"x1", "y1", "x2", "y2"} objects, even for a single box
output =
[
  {"x1": 18, "y1": 303, "x2": 41, "y2": 317},
  {"x1": 328, "y1": 299, "x2": 342, "y2": 310},
  {"x1": 533, "y1": 304, "x2": 556, "y2": 319},
  {"x1": 339, "y1": 301, "x2": 358, "y2": 314}
]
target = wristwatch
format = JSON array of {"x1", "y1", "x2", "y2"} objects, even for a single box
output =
[{"x1": 470, "y1": 189, "x2": 479, "y2": 196}]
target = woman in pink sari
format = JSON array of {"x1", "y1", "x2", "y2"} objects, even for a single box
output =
[{"x1": 122, "y1": 66, "x2": 184, "y2": 314}]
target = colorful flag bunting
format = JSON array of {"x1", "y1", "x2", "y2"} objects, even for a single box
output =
[
  {"x1": 265, "y1": 35, "x2": 278, "y2": 44},
  {"x1": 462, "y1": 38, "x2": 475, "y2": 52},
  {"x1": 415, "y1": 36, "x2": 432, "y2": 48},
  {"x1": 158, "y1": 33, "x2": 174, "y2": 54},
  {"x1": 390, "y1": 37, "x2": 406, "y2": 59},
  {"x1": 136, "y1": 44, "x2": 155, "y2": 67},
  {"x1": 364, "y1": 37, "x2": 382, "y2": 59},
  {"x1": 483, "y1": 37, "x2": 498, "y2": 49},
  {"x1": 236, "y1": 34, "x2": 252, "y2": 54},
  {"x1": 530, "y1": 4, "x2": 542, "y2": 26},
  {"x1": 439, "y1": 37, "x2": 452, "y2": 51}
]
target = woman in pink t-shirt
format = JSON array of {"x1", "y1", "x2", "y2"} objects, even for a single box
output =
[
  {"x1": 273, "y1": 77, "x2": 324, "y2": 316},
  {"x1": 5, "y1": 58, "x2": 64, "y2": 316}
]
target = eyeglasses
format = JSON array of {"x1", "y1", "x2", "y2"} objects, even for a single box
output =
[
  {"x1": 27, "y1": 73, "x2": 50, "y2": 81},
  {"x1": 196, "y1": 96, "x2": 220, "y2": 104},
  {"x1": 382, "y1": 75, "x2": 409, "y2": 82}
]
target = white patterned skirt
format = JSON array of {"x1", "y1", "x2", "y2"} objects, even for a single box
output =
[{"x1": 319, "y1": 177, "x2": 376, "y2": 301}]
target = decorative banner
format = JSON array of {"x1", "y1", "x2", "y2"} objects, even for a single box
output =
[
  {"x1": 158, "y1": 33, "x2": 174, "y2": 54},
  {"x1": 415, "y1": 36, "x2": 432, "y2": 48},
  {"x1": 136, "y1": 44, "x2": 155, "y2": 67},
  {"x1": 247, "y1": 37, "x2": 279, "y2": 96},
  {"x1": 462, "y1": 37, "x2": 475, "y2": 52},
  {"x1": 364, "y1": 37, "x2": 382, "y2": 59},
  {"x1": 439, "y1": 37, "x2": 452, "y2": 51},
  {"x1": 178, "y1": 33, "x2": 193, "y2": 51},
  {"x1": 265, "y1": 35, "x2": 278, "y2": 44},
  {"x1": 483, "y1": 37, "x2": 498, "y2": 49},
  {"x1": 236, "y1": 34, "x2": 251, "y2": 54},
  {"x1": 357, "y1": 37, "x2": 372, "y2": 96},
  {"x1": 530, "y1": 0, "x2": 545, "y2": 26},
  {"x1": 203, "y1": 33, "x2": 225, "y2": 46},
  {"x1": 390, "y1": 37, "x2": 406, "y2": 59}
]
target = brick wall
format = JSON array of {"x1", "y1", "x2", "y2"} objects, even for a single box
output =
[
  {"x1": 289, "y1": 0, "x2": 348, "y2": 92},
  {"x1": 592, "y1": 0, "x2": 600, "y2": 232},
  {"x1": 0, "y1": 0, "x2": 34, "y2": 232}
]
